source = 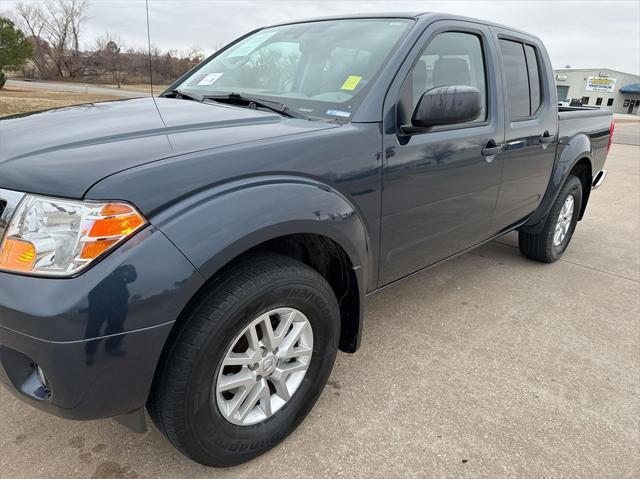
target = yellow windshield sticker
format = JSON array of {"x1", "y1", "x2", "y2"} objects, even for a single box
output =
[{"x1": 341, "y1": 75, "x2": 362, "y2": 91}]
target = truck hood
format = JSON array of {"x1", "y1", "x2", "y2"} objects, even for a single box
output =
[{"x1": 0, "y1": 97, "x2": 334, "y2": 198}]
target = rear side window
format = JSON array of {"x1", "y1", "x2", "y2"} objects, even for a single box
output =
[
  {"x1": 499, "y1": 39, "x2": 543, "y2": 119},
  {"x1": 499, "y1": 39, "x2": 529, "y2": 118}
]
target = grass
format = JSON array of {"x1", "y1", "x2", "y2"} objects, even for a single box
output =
[
  {"x1": 96, "y1": 83, "x2": 170, "y2": 93},
  {"x1": 0, "y1": 87, "x2": 124, "y2": 117}
]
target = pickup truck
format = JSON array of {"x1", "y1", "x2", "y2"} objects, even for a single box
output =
[{"x1": 0, "y1": 13, "x2": 614, "y2": 467}]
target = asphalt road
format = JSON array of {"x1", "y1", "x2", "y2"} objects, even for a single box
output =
[
  {"x1": 0, "y1": 123, "x2": 638, "y2": 479},
  {"x1": 5, "y1": 79, "x2": 148, "y2": 98}
]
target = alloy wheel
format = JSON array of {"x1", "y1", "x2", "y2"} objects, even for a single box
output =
[
  {"x1": 553, "y1": 194, "x2": 574, "y2": 246},
  {"x1": 215, "y1": 308, "x2": 314, "y2": 426}
]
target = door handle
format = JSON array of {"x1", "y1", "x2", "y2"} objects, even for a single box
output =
[
  {"x1": 539, "y1": 131, "x2": 556, "y2": 144},
  {"x1": 481, "y1": 140, "x2": 504, "y2": 156}
]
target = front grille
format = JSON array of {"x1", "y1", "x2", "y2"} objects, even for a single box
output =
[{"x1": 0, "y1": 189, "x2": 26, "y2": 240}]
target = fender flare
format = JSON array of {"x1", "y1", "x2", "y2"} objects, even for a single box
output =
[
  {"x1": 151, "y1": 174, "x2": 373, "y2": 307},
  {"x1": 521, "y1": 133, "x2": 594, "y2": 233}
]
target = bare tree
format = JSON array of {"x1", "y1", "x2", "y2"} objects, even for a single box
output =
[
  {"x1": 185, "y1": 47, "x2": 205, "y2": 64},
  {"x1": 95, "y1": 33, "x2": 127, "y2": 87},
  {"x1": 14, "y1": 0, "x2": 91, "y2": 80}
]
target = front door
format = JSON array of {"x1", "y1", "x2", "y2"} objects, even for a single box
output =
[{"x1": 379, "y1": 22, "x2": 504, "y2": 285}]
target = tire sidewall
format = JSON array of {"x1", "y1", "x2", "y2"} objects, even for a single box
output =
[{"x1": 183, "y1": 275, "x2": 339, "y2": 465}]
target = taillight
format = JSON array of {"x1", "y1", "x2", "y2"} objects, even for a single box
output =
[{"x1": 607, "y1": 120, "x2": 615, "y2": 155}]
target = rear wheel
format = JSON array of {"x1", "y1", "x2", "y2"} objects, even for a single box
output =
[
  {"x1": 518, "y1": 175, "x2": 583, "y2": 263},
  {"x1": 148, "y1": 254, "x2": 340, "y2": 467}
]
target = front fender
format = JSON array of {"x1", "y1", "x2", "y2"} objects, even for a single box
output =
[
  {"x1": 522, "y1": 133, "x2": 593, "y2": 231},
  {"x1": 150, "y1": 175, "x2": 372, "y2": 294}
]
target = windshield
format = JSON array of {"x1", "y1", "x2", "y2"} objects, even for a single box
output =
[{"x1": 174, "y1": 19, "x2": 413, "y2": 119}]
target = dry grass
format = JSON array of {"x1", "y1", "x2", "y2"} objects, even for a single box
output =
[
  {"x1": 0, "y1": 87, "x2": 123, "y2": 117},
  {"x1": 96, "y1": 83, "x2": 170, "y2": 93}
]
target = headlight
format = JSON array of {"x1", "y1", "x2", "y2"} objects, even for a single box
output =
[{"x1": 0, "y1": 195, "x2": 146, "y2": 277}]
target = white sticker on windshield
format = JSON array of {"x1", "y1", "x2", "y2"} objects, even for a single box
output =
[
  {"x1": 197, "y1": 72, "x2": 224, "y2": 86},
  {"x1": 226, "y1": 31, "x2": 278, "y2": 58}
]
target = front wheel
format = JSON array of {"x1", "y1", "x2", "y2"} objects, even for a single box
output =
[
  {"x1": 148, "y1": 254, "x2": 340, "y2": 467},
  {"x1": 519, "y1": 175, "x2": 583, "y2": 263}
]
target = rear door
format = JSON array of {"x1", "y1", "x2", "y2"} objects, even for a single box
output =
[
  {"x1": 379, "y1": 21, "x2": 505, "y2": 285},
  {"x1": 488, "y1": 28, "x2": 558, "y2": 233}
]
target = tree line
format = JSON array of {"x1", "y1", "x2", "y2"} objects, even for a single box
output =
[{"x1": 0, "y1": 0, "x2": 206, "y2": 88}]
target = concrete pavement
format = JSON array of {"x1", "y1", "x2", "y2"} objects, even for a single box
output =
[
  {"x1": 0, "y1": 123, "x2": 638, "y2": 479},
  {"x1": 613, "y1": 115, "x2": 640, "y2": 146}
]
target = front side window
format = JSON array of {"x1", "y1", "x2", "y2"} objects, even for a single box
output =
[
  {"x1": 399, "y1": 31, "x2": 487, "y2": 126},
  {"x1": 176, "y1": 19, "x2": 412, "y2": 119}
]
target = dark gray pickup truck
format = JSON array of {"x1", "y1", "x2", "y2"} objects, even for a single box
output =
[{"x1": 0, "y1": 13, "x2": 614, "y2": 466}]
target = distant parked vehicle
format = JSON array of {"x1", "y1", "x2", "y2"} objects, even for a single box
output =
[
  {"x1": 559, "y1": 98, "x2": 591, "y2": 107},
  {"x1": 0, "y1": 12, "x2": 614, "y2": 467}
]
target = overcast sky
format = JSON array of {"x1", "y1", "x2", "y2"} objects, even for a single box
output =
[{"x1": 3, "y1": 0, "x2": 640, "y2": 75}]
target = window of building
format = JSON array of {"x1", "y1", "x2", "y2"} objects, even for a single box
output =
[
  {"x1": 557, "y1": 85, "x2": 569, "y2": 101},
  {"x1": 623, "y1": 99, "x2": 630, "y2": 107},
  {"x1": 582, "y1": 96, "x2": 590, "y2": 105},
  {"x1": 607, "y1": 98, "x2": 614, "y2": 106},
  {"x1": 398, "y1": 31, "x2": 487, "y2": 127},
  {"x1": 595, "y1": 97, "x2": 603, "y2": 106}
]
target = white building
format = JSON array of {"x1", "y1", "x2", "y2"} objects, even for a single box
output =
[{"x1": 553, "y1": 68, "x2": 640, "y2": 115}]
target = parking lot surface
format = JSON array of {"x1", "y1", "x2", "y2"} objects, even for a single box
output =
[{"x1": 0, "y1": 122, "x2": 638, "y2": 479}]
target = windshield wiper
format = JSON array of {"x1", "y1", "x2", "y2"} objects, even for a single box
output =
[
  {"x1": 202, "y1": 93, "x2": 311, "y2": 120},
  {"x1": 170, "y1": 89, "x2": 204, "y2": 101}
]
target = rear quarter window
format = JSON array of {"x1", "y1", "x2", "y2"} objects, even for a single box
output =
[{"x1": 524, "y1": 44, "x2": 542, "y2": 114}]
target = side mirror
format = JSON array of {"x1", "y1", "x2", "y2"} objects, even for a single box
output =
[{"x1": 402, "y1": 86, "x2": 482, "y2": 134}]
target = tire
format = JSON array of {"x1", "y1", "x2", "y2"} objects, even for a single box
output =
[
  {"x1": 147, "y1": 253, "x2": 340, "y2": 467},
  {"x1": 519, "y1": 175, "x2": 583, "y2": 263}
]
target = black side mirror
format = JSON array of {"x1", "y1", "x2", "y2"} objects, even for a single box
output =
[{"x1": 402, "y1": 85, "x2": 482, "y2": 134}]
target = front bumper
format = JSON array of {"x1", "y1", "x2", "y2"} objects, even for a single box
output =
[
  {"x1": 0, "y1": 227, "x2": 203, "y2": 421},
  {"x1": 0, "y1": 321, "x2": 173, "y2": 420}
]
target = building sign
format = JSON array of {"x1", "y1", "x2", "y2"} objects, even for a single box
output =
[{"x1": 585, "y1": 76, "x2": 617, "y2": 92}]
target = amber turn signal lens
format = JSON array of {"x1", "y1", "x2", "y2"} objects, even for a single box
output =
[
  {"x1": 89, "y1": 211, "x2": 145, "y2": 238},
  {"x1": 80, "y1": 240, "x2": 117, "y2": 260},
  {"x1": 0, "y1": 237, "x2": 36, "y2": 272},
  {"x1": 100, "y1": 203, "x2": 135, "y2": 216}
]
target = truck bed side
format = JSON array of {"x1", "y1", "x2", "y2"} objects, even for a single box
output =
[
  {"x1": 557, "y1": 107, "x2": 613, "y2": 175},
  {"x1": 521, "y1": 108, "x2": 613, "y2": 232}
]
